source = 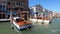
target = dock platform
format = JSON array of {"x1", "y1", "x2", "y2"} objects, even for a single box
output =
[{"x1": 0, "y1": 19, "x2": 10, "y2": 22}]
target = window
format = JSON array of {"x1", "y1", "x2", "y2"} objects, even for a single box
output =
[
  {"x1": 0, "y1": 5, "x2": 6, "y2": 11},
  {"x1": 0, "y1": 5, "x2": 2, "y2": 11},
  {"x1": 6, "y1": 11, "x2": 10, "y2": 15},
  {"x1": 7, "y1": 8, "x2": 11, "y2": 10},
  {"x1": 12, "y1": 12, "x2": 17, "y2": 17},
  {"x1": 8, "y1": 2, "x2": 10, "y2": 5},
  {"x1": 0, "y1": 5, "x2": 2, "y2": 7},
  {"x1": 15, "y1": 1, "x2": 20, "y2": 6},
  {"x1": 3, "y1": 5, "x2": 6, "y2": 11},
  {"x1": 19, "y1": 3, "x2": 20, "y2": 6}
]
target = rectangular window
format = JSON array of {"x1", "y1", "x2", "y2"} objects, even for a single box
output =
[
  {"x1": 0, "y1": 5, "x2": 2, "y2": 7},
  {"x1": 8, "y1": 2, "x2": 10, "y2": 5},
  {"x1": 0, "y1": 4, "x2": 6, "y2": 11},
  {"x1": 15, "y1": 1, "x2": 20, "y2": 6},
  {"x1": 3, "y1": 5, "x2": 6, "y2": 11},
  {"x1": 0, "y1": 5, "x2": 2, "y2": 11}
]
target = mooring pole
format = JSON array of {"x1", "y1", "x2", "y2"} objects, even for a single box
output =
[
  {"x1": 10, "y1": 9, "x2": 14, "y2": 29},
  {"x1": 10, "y1": 11, "x2": 13, "y2": 23}
]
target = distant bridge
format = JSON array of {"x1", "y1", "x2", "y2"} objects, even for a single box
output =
[{"x1": 53, "y1": 14, "x2": 60, "y2": 18}]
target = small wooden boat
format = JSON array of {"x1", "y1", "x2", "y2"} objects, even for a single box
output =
[{"x1": 12, "y1": 17, "x2": 32, "y2": 30}]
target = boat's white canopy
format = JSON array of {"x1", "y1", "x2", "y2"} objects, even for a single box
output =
[{"x1": 13, "y1": 17, "x2": 19, "y2": 20}]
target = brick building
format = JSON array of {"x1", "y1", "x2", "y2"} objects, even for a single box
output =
[{"x1": 0, "y1": 0, "x2": 29, "y2": 19}]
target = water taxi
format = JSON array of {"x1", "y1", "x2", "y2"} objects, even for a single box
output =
[
  {"x1": 12, "y1": 17, "x2": 32, "y2": 30},
  {"x1": 29, "y1": 17, "x2": 51, "y2": 24}
]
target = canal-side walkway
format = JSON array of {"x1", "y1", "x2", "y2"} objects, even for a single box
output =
[{"x1": 0, "y1": 19, "x2": 10, "y2": 21}]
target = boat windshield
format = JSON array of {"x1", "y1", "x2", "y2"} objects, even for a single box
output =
[{"x1": 16, "y1": 18, "x2": 24, "y2": 23}]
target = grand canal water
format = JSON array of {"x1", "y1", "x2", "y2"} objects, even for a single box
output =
[{"x1": 0, "y1": 18, "x2": 60, "y2": 34}]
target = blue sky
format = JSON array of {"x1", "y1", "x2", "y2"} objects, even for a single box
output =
[{"x1": 29, "y1": 0, "x2": 60, "y2": 12}]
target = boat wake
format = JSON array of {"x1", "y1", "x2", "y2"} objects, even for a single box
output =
[{"x1": 14, "y1": 26, "x2": 20, "y2": 32}]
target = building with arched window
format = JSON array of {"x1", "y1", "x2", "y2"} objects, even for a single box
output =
[{"x1": 0, "y1": 0, "x2": 29, "y2": 19}]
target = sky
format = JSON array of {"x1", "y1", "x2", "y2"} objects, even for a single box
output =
[{"x1": 29, "y1": 0, "x2": 60, "y2": 12}]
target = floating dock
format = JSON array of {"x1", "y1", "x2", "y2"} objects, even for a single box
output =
[{"x1": 0, "y1": 19, "x2": 10, "y2": 22}]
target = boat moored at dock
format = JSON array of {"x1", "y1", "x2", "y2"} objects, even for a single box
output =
[{"x1": 29, "y1": 18, "x2": 51, "y2": 24}]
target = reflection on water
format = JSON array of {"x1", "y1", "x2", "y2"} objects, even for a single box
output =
[
  {"x1": 0, "y1": 18, "x2": 60, "y2": 34},
  {"x1": 52, "y1": 30, "x2": 60, "y2": 32}
]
